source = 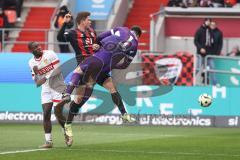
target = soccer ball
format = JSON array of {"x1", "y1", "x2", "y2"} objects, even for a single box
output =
[{"x1": 198, "y1": 94, "x2": 212, "y2": 107}]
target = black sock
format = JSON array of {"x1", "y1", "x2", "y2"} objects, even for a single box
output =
[
  {"x1": 67, "y1": 86, "x2": 93, "y2": 124},
  {"x1": 67, "y1": 101, "x2": 80, "y2": 124},
  {"x1": 111, "y1": 92, "x2": 126, "y2": 115},
  {"x1": 78, "y1": 85, "x2": 93, "y2": 107}
]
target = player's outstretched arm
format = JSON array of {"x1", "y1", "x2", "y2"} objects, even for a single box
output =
[
  {"x1": 57, "y1": 13, "x2": 72, "y2": 42},
  {"x1": 96, "y1": 30, "x2": 113, "y2": 44},
  {"x1": 57, "y1": 23, "x2": 68, "y2": 42}
]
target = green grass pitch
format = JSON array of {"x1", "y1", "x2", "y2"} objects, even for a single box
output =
[{"x1": 1, "y1": 124, "x2": 240, "y2": 160}]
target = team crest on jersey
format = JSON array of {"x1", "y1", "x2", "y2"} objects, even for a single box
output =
[{"x1": 44, "y1": 59, "x2": 48, "y2": 64}]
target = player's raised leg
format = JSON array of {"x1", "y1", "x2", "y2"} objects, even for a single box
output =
[
  {"x1": 64, "y1": 82, "x2": 95, "y2": 146},
  {"x1": 61, "y1": 86, "x2": 85, "y2": 147},
  {"x1": 62, "y1": 66, "x2": 83, "y2": 102},
  {"x1": 64, "y1": 86, "x2": 85, "y2": 129}
]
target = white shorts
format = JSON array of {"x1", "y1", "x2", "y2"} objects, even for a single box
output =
[{"x1": 41, "y1": 88, "x2": 62, "y2": 106}]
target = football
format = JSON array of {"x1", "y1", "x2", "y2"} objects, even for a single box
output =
[{"x1": 198, "y1": 93, "x2": 212, "y2": 107}]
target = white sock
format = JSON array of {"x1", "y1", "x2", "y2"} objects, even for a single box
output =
[{"x1": 45, "y1": 133, "x2": 52, "y2": 142}]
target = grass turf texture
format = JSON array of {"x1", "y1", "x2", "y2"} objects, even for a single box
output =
[{"x1": 0, "y1": 124, "x2": 240, "y2": 160}]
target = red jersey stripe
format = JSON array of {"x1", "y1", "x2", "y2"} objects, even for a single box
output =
[
  {"x1": 52, "y1": 99, "x2": 61, "y2": 102},
  {"x1": 86, "y1": 31, "x2": 94, "y2": 55},
  {"x1": 76, "y1": 30, "x2": 87, "y2": 56},
  {"x1": 52, "y1": 60, "x2": 60, "y2": 65},
  {"x1": 89, "y1": 28, "x2": 97, "y2": 43}
]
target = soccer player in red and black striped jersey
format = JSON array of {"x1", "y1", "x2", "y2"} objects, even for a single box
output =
[
  {"x1": 57, "y1": 12, "x2": 101, "y2": 115},
  {"x1": 57, "y1": 12, "x2": 132, "y2": 146},
  {"x1": 57, "y1": 12, "x2": 97, "y2": 64}
]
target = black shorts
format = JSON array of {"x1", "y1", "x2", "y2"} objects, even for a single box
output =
[
  {"x1": 76, "y1": 55, "x2": 110, "y2": 86},
  {"x1": 77, "y1": 72, "x2": 110, "y2": 86},
  {"x1": 96, "y1": 72, "x2": 111, "y2": 86}
]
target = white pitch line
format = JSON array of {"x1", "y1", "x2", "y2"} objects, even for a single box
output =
[
  {"x1": 0, "y1": 148, "x2": 48, "y2": 155},
  {"x1": 59, "y1": 148, "x2": 240, "y2": 157},
  {"x1": 2, "y1": 148, "x2": 240, "y2": 158}
]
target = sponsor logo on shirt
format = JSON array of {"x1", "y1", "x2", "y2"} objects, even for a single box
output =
[{"x1": 37, "y1": 63, "x2": 54, "y2": 75}]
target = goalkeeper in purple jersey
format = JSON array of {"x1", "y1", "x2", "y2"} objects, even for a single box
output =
[
  {"x1": 65, "y1": 26, "x2": 141, "y2": 94},
  {"x1": 63, "y1": 26, "x2": 141, "y2": 101},
  {"x1": 62, "y1": 26, "x2": 141, "y2": 144},
  {"x1": 77, "y1": 26, "x2": 140, "y2": 81}
]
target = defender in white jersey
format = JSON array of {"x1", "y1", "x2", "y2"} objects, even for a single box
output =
[
  {"x1": 29, "y1": 48, "x2": 64, "y2": 104},
  {"x1": 28, "y1": 42, "x2": 69, "y2": 148}
]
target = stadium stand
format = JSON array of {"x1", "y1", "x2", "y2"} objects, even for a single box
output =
[
  {"x1": 124, "y1": 0, "x2": 168, "y2": 50},
  {"x1": 150, "y1": 7, "x2": 240, "y2": 53},
  {"x1": 0, "y1": 0, "x2": 58, "y2": 52},
  {"x1": 11, "y1": 7, "x2": 55, "y2": 52}
]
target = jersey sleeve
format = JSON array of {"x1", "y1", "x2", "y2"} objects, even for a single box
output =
[
  {"x1": 57, "y1": 23, "x2": 73, "y2": 42},
  {"x1": 96, "y1": 27, "x2": 119, "y2": 43},
  {"x1": 49, "y1": 51, "x2": 60, "y2": 67},
  {"x1": 45, "y1": 51, "x2": 61, "y2": 79},
  {"x1": 63, "y1": 30, "x2": 75, "y2": 42},
  {"x1": 96, "y1": 30, "x2": 112, "y2": 43},
  {"x1": 28, "y1": 60, "x2": 35, "y2": 80}
]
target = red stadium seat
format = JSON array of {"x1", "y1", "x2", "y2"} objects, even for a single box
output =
[
  {"x1": 225, "y1": 0, "x2": 237, "y2": 6},
  {"x1": 0, "y1": 16, "x2": 3, "y2": 27}
]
